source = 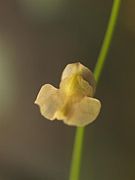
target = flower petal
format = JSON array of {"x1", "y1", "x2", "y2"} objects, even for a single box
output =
[
  {"x1": 35, "y1": 84, "x2": 63, "y2": 120},
  {"x1": 60, "y1": 75, "x2": 93, "y2": 98},
  {"x1": 64, "y1": 97, "x2": 101, "y2": 127},
  {"x1": 61, "y1": 62, "x2": 96, "y2": 95}
]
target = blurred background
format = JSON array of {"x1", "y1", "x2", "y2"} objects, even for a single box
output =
[{"x1": 0, "y1": 0, "x2": 135, "y2": 180}]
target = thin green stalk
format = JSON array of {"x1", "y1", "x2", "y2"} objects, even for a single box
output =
[{"x1": 69, "y1": 1, "x2": 121, "y2": 180}]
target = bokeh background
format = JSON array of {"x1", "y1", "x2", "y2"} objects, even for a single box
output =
[{"x1": 0, "y1": 0, "x2": 135, "y2": 180}]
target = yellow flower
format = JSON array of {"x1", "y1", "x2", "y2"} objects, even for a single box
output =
[{"x1": 35, "y1": 62, "x2": 101, "y2": 127}]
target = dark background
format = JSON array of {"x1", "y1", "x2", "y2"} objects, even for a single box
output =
[{"x1": 0, "y1": 0, "x2": 135, "y2": 180}]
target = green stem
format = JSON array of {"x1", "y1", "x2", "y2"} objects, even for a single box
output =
[
  {"x1": 94, "y1": 0, "x2": 121, "y2": 82},
  {"x1": 69, "y1": 1, "x2": 121, "y2": 180}
]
